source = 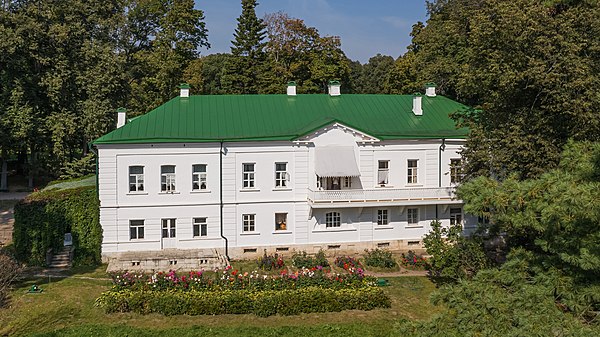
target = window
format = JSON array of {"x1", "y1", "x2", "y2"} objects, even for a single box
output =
[
  {"x1": 377, "y1": 209, "x2": 389, "y2": 225},
  {"x1": 129, "y1": 166, "x2": 144, "y2": 192},
  {"x1": 193, "y1": 217, "x2": 207, "y2": 237},
  {"x1": 162, "y1": 219, "x2": 176, "y2": 238},
  {"x1": 450, "y1": 208, "x2": 463, "y2": 226},
  {"x1": 242, "y1": 163, "x2": 255, "y2": 188},
  {"x1": 450, "y1": 159, "x2": 462, "y2": 184},
  {"x1": 275, "y1": 163, "x2": 288, "y2": 188},
  {"x1": 343, "y1": 177, "x2": 352, "y2": 189},
  {"x1": 407, "y1": 208, "x2": 419, "y2": 226},
  {"x1": 325, "y1": 212, "x2": 341, "y2": 228},
  {"x1": 242, "y1": 214, "x2": 255, "y2": 232},
  {"x1": 161, "y1": 165, "x2": 176, "y2": 192},
  {"x1": 378, "y1": 160, "x2": 389, "y2": 185},
  {"x1": 129, "y1": 220, "x2": 144, "y2": 240},
  {"x1": 407, "y1": 160, "x2": 418, "y2": 184},
  {"x1": 275, "y1": 213, "x2": 287, "y2": 231},
  {"x1": 192, "y1": 164, "x2": 207, "y2": 190}
]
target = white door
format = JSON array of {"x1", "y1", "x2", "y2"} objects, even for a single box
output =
[{"x1": 161, "y1": 219, "x2": 177, "y2": 249}]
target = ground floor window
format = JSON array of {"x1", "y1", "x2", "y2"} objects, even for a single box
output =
[
  {"x1": 162, "y1": 218, "x2": 176, "y2": 238},
  {"x1": 450, "y1": 208, "x2": 463, "y2": 226},
  {"x1": 275, "y1": 213, "x2": 287, "y2": 231},
  {"x1": 407, "y1": 208, "x2": 419, "y2": 226},
  {"x1": 377, "y1": 209, "x2": 388, "y2": 225},
  {"x1": 193, "y1": 217, "x2": 207, "y2": 237},
  {"x1": 325, "y1": 211, "x2": 341, "y2": 228},
  {"x1": 243, "y1": 214, "x2": 255, "y2": 232},
  {"x1": 129, "y1": 220, "x2": 144, "y2": 240}
]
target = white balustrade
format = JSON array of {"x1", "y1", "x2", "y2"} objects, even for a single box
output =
[{"x1": 308, "y1": 187, "x2": 455, "y2": 204}]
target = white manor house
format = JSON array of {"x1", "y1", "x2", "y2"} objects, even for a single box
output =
[{"x1": 93, "y1": 82, "x2": 476, "y2": 270}]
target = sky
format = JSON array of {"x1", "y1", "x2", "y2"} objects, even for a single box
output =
[{"x1": 196, "y1": 0, "x2": 429, "y2": 64}]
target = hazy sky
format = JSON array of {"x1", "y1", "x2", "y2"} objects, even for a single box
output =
[{"x1": 196, "y1": 0, "x2": 429, "y2": 64}]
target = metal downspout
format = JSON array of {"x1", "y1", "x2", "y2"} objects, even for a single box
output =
[{"x1": 220, "y1": 141, "x2": 230, "y2": 262}]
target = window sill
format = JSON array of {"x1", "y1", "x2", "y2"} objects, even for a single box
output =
[
  {"x1": 313, "y1": 227, "x2": 356, "y2": 233},
  {"x1": 158, "y1": 191, "x2": 180, "y2": 195},
  {"x1": 374, "y1": 225, "x2": 394, "y2": 230},
  {"x1": 272, "y1": 188, "x2": 292, "y2": 191},
  {"x1": 374, "y1": 185, "x2": 394, "y2": 188},
  {"x1": 239, "y1": 188, "x2": 260, "y2": 192},
  {"x1": 272, "y1": 230, "x2": 292, "y2": 234},
  {"x1": 190, "y1": 189, "x2": 211, "y2": 194},
  {"x1": 127, "y1": 192, "x2": 148, "y2": 196},
  {"x1": 405, "y1": 184, "x2": 423, "y2": 188},
  {"x1": 240, "y1": 232, "x2": 260, "y2": 236},
  {"x1": 405, "y1": 225, "x2": 424, "y2": 229}
]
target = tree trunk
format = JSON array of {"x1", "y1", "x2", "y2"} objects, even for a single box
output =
[
  {"x1": 0, "y1": 156, "x2": 7, "y2": 192},
  {"x1": 28, "y1": 145, "x2": 35, "y2": 189}
]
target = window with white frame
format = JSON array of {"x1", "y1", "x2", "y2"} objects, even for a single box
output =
[
  {"x1": 242, "y1": 163, "x2": 255, "y2": 188},
  {"x1": 275, "y1": 213, "x2": 287, "y2": 231},
  {"x1": 325, "y1": 211, "x2": 341, "y2": 228},
  {"x1": 407, "y1": 160, "x2": 418, "y2": 184},
  {"x1": 275, "y1": 163, "x2": 288, "y2": 188},
  {"x1": 378, "y1": 160, "x2": 389, "y2": 185},
  {"x1": 377, "y1": 209, "x2": 389, "y2": 225},
  {"x1": 161, "y1": 218, "x2": 176, "y2": 238},
  {"x1": 192, "y1": 164, "x2": 207, "y2": 190},
  {"x1": 129, "y1": 166, "x2": 144, "y2": 192},
  {"x1": 450, "y1": 159, "x2": 462, "y2": 184},
  {"x1": 450, "y1": 208, "x2": 463, "y2": 226},
  {"x1": 407, "y1": 208, "x2": 419, "y2": 226},
  {"x1": 161, "y1": 165, "x2": 176, "y2": 192},
  {"x1": 242, "y1": 214, "x2": 255, "y2": 232},
  {"x1": 129, "y1": 220, "x2": 145, "y2": 240},
  {"x1": 193, "y1": 217, "x2": 207, "y2": 237}
]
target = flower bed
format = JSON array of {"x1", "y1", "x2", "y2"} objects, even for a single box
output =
[
  {"x1": 97, "y1": 267, "x2": 390, "y2": 316},
  {"x1": 400, "y1": 251, "x2": 429, "y2": 270}
]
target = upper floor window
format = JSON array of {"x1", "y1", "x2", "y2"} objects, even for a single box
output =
[
  {"x1": 275, "y1": 163, "x2": 288, "y2": 188},
  {"x1": 161, "y1": 165, "x2": 176, "y2": 192},
  {"x1": 407, "y1": 208, "x2": 419, "y2": 226},
  {"x1": 377, "y1": 209, "x2": 388, "y2": 225},
  {"x1": 450, "y1": 208, "x2": 463, "y2": 226},
  {"x1": 129, "y1": 166, "x2": 144, "y2": 192},
  {"x1": 193, "y1": 217, "x2": 207, "y2": 237},
  {"x1": 450, "y1": 159, "x2": 462, "y2": 184},
  {"x1": 192, "y1": 164, "x2": 207, "y2": 190},
  {"x1": 129, "y1": 220, "x2": 145, "y2": 240},
  {"x1": 161, "y1": 218, "x2": 176, "y2": 238},
  {"x1": 242, "y1": 163, "x2": 255, "y2": 189},
  {"x1": 242, "y1": 214, "x2": 255, "y2": 232},
  {"x1": 325, "y1": 211, "x2": 341, "y2": 228},
  {"x1": 378, "y1": 160, "x2": 389, "y2": 185},
  {"x1": 343, "y1": 177, "x2": 352, "y2": 189},
  {"x1": 407, "y1": 160, "x2": 418, "y2": 184}
]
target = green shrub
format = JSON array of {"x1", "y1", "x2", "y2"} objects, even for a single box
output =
[
  {"x1": 95, "y1": 286, "x2": 391, "y2": 317},
  {"x1": 399, "y1": 250, "x2": 428, "y2": 270},
  {"x1": 291, "y1": 249, "x2": 330, "y2": 269},
  {"x1": 13, "y1": 186, "x2": 101, "y2": 266},
  {"x1": 363, "y1": 249, "x2": 397, "y2": 269},
  {"x1": 256, "y1": 251, "x2": 285, "y2": 270}
]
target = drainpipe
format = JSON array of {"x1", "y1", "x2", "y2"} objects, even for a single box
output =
[
  {"x1": 437, "y1": 138, "x2": 446, "y2": 219},
  {"x1": 88, "y1": 143, "x2": 99, "y2": 199},
  {"x1": 220, "y1": 141, "x2": 230, "y2": 262}
]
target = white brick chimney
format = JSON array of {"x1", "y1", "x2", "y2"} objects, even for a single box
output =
[
  {"x1": 425, "y1": 82, "x2": 437, "y2": 97},
  {"x1": 412, "y1": 94, "x2": 423, "y2": 116},
  {"x1": 117, "y1": 107, "x2": 127, "y2": 128},
  {"x1": 328, "y1": 80, "x2": 341, "y2": 96},
  {"x1": 179, "y1": 83, "x2": 190, "y2": 98},
  {"x1": 287, "y1": 81, "x2": 297, "y2": 96}
]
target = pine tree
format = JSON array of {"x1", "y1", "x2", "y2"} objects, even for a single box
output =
[{"x1": 223, "y1": 0, "x2": 267, "y2": 94}]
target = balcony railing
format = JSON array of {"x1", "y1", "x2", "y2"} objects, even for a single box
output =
[{"x1": 307, "y1": 187, "x2": 457, "y2": 206}]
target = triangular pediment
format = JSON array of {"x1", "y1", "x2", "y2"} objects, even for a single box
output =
[{"x1": 293, "y1": 122, "x2": 380, "y2": 144}]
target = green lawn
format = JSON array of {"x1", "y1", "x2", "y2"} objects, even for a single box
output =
[{"x1": 0, "y1": 265, "x2": 440, "y2": 337}]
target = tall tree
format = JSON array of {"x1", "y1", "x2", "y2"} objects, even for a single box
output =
[
  {"x1": 356, "y1": 54, "x2": 395, "y2": 94},
  {"x1": 222, "y1": 0, "x2": 267, "y2": 94}
]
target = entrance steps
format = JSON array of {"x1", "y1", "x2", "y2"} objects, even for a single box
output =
[{"x1": 48, "y1": 246, "x2": 73, "y2": 270}]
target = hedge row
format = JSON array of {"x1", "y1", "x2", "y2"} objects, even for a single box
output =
[
  {"x1": 95, "y1": 287, "x2": 391, "y2": 317},
  {"x1": 13, "y1": 186, "x2": 101, "y2": 266}
]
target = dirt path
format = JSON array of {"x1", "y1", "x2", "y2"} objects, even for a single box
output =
[
  {"x1": 365, "y1": 269, "x2": 428, "y2": 277},
  {"x1": 0, "y1": 193, "x2": 29, "y2": 246}
]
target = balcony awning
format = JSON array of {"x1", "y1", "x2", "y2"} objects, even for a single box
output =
[{"x1": 315, "y1": 146, "x2": 361, "y2": 177}]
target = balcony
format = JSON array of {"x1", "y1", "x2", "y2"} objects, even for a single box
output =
[{"x1": 307, "y1": 187, "x2": 461, "y2": 208}]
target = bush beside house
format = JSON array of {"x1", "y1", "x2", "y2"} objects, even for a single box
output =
[{"x1": 13, "y1": 186, "x2": 101, "y2": 266}]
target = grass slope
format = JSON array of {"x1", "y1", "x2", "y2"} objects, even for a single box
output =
[{"x1": 0, "y1": 266, "x2": 438, "y2": 337}]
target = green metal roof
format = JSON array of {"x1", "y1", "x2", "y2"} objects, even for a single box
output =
[{"x1": 93, "y1": 94, "x2": 469, "y2": 145}]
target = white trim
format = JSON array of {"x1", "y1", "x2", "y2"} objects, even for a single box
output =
[{"x1": 293, "y1": 122, "x2": 380, "y2": 144}]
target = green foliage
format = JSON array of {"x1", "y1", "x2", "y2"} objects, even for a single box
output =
[
  {"x1": 291, "y1": 250, "x2": 330, "y2": 269},
  {"x1": 59, "y1": 154, "x2": 96, "y2": 180},
  {"x1": 363, "y1": 249, "x2": 397, "y2": 269},
  {"x1": 13, "y1": 186, "x2": 101, "y2": 266},
  {"x1": 423, "y1": 220, "x2": 491, "y2": 283},
  {"x1": 95, "y1": 286, "x2": 390, "y2": 317},
  {"x1": 399, "y1": 251, "x2": 428, "y2": 271}
]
